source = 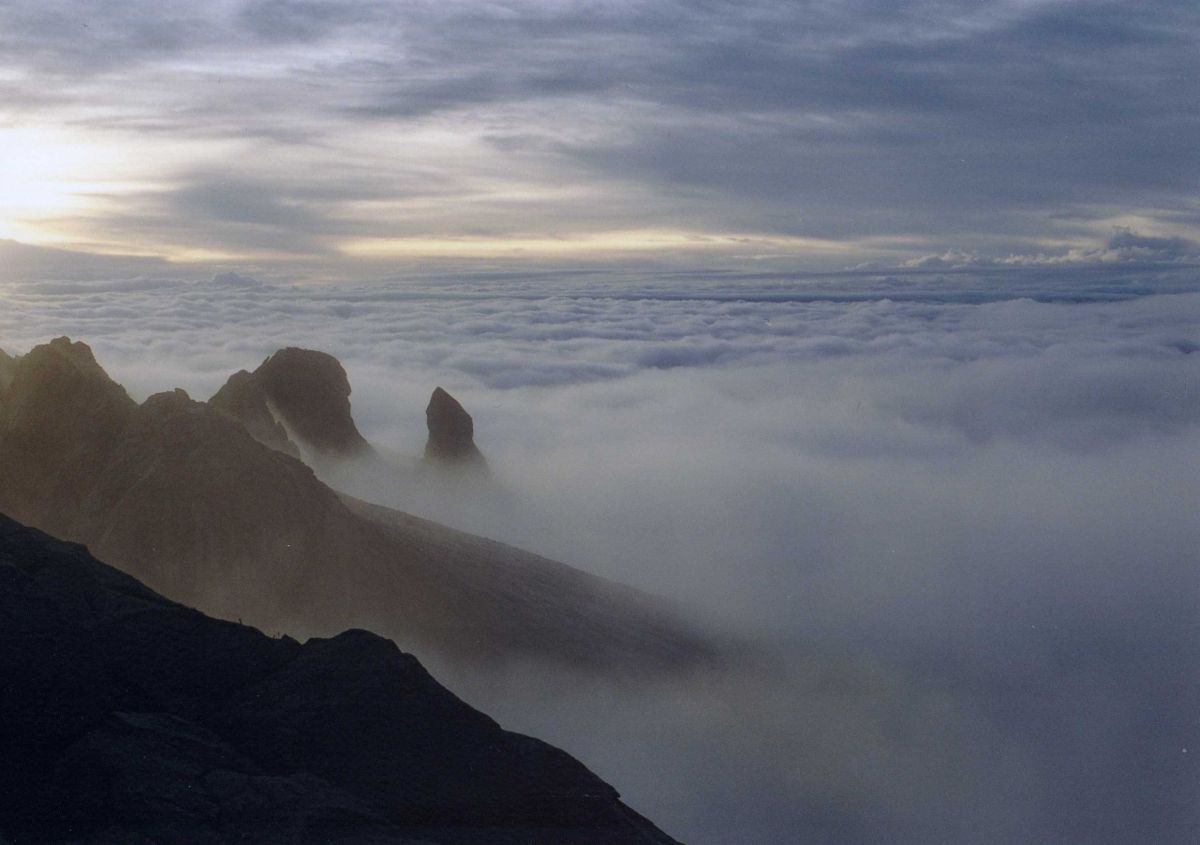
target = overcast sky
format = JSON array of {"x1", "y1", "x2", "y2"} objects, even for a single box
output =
[{"x1": 2, "y1": 0, "x2": 1198, "y2": 275}]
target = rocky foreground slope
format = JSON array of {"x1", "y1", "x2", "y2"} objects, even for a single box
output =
[
  {"x1": 0, "y1": 338, "x2": 719, "y2": 675},
  {"x1": 0, "y1": 513, "x2": 679, "y2": 845}
]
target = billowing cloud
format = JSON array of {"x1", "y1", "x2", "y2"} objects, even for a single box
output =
[{"x1": 1, "y1": 274, "x2": 1197, "y2": 842}]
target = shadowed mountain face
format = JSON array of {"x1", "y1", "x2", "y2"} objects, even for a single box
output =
[
  {"x1": 208, "y1": 369, "x2": 302, "y2": 459},
  {"x1": 0, "y1": 338, "x2": 719, "y2": 676},
  {"x1": 0, "y1": 513, "x2": 680, "y2": 845},
  {"x1": 0, "y1": 348, "x2": 16, "y2": 393},
  {"x1": 424, "y1": 386, "x2": 488, "y2": 470},
  {"x1": 0, "y1": 338, "x2": 137, "y2": 523},
  {"x1": 211, "y1": 347, "x2": 373, "y2": 460}
]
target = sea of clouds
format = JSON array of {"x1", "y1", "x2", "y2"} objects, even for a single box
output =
[{"x1": 1, "y1": 270, "x2": 1198, "y2": 843}]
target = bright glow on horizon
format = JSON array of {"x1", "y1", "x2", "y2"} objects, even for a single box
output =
[
  {"x1": 0, "y1": 0, "x2": 1194, "y2": 275},
  {"x1": 0, "y1": 128, "x2": 84, "y2": 240},
  {"x1": 0, "y1": 126, "x2": 141, "y2": 245},
  {"x1": 340, "y1": 230, "x2": 857, "y2": 259}
]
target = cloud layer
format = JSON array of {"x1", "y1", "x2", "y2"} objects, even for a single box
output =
[{"x1": 1, "y1": 274, "x2": 1198, "y2": 841}]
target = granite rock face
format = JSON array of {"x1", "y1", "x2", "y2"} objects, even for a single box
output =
[
  {"x1": 0, "y1": 514, "x2": 680, "y2": 845},
  {"x1": 211, "y1": 348, "x2": 372, "y2": 460},
  {"x1": 0, "y1": 338, "x2": 720, "y2": 676},
  {"x1": 424, "y1": 386, "x2": 487, "y2": 469}
]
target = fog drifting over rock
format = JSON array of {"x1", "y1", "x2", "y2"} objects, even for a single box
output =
[{"x1": 1, "y1": 272, "x2": 1198, "y2": 842}]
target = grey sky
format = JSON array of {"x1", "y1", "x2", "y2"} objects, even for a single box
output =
[{"x1": 1, "y1": 0, "x2": 1198, "y2": 273}]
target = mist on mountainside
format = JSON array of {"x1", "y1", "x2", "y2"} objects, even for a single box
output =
[
  {"x1": 1, "y1": 278, "x2": 1198, "y2": 843},
  {"x1": 307, "y1": 292, "x2": 1200, "y2": 844},
  {"x1": 0, "y1": 514, "x2": 685, "y2": 845}
]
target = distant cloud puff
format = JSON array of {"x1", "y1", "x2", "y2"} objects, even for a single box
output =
[
  {"x1": 1103, "y1": 227, "x2": 1198, "y2": 261},
  {"x1": 210, "y1": 271, "x2": 263, "y2": 288},
  {"x1": 898, "y1": 229, "x2": 1200, "y2": 272}
]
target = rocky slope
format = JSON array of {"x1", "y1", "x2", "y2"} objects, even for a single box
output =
[
  {"x1": 0, "y1": 338, "x2": 719, "y2": 676},
  {"x1": 0, "y1": 513, "x2": 680, "y2": 845}
]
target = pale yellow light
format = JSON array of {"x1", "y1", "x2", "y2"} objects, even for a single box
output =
[
  {"x1": 0, "y1": 126, "x2": 129, "y2": 243},
  {"x1": 340, "y1": 230, "x2": 855, "y2": 259}
]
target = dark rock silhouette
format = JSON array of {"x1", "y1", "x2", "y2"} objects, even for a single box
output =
[
  {"x1": 210, "y1": 349, "x2": 489, "y2": 477},
  {"x1": 0, "y1": 347, "x2": 16, "y2": 393},
  {"x1": 0, "y1": 338, "x2": 137, "y2": 521},
  {"x1": 424, "y1": 386, "x2": 488, "y2": 469},
  {"x1": 0, "y1": 338, "x2": 720, "y2": 676},
  {"x1": 0, "y1": 513, "x2": 680, "y2": 844},
  {"x1": 211, "y1": 347, "x2": 372, "y2": 460}
]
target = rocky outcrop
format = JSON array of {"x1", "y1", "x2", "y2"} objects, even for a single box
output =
[
  {"x1": 424, "y1": 386, "x2": 487, "y2": 470},
  {"x1": 210, "y1": 350, "x2": 488, "y2": 476},
  {"x1": 0, "y1": 338, "x2": 720, "y2": 676},
  {"x1": 0, "y1": 338, "x2": 136, "y2": 522},
  {"x1": 0, "y1": 513, "x2": 680, "y2": 845},
  {"x1": 211, "y1": 348, "x2": 372, "y2": 460},
  {"x1": 209, "y1": 368, "x2": 301, "y2": 458}
]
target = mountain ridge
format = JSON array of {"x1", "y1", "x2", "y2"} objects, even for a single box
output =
[
  {"x1": 0, "y1": 337, "x2": 722, "y2": 676},
  {"x1": 0, "y1": 511, "x2": 681, "y2": 845}
]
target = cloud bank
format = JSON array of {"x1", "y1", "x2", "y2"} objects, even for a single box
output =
[{"x1": 1, "y1": 274, "x2": 1198, "y2": 841}]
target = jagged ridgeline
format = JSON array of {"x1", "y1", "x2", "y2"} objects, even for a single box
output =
[
  {"x1": 0, "y1": 514, "x2": 680, "y2": 844},
  {"x1": 0, "y1": 338, "x2": 720, "y2": 676}
]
